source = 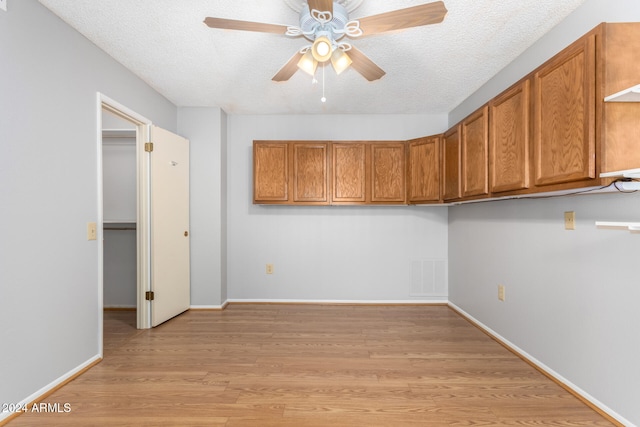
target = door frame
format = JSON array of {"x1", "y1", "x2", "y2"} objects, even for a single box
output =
[{"x1": 97, "y1": 93, "x2": 152, "y2": 354}]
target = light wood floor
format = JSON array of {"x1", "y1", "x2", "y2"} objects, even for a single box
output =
[{"x1": 8, "y1": 304, "x2": 613, "y2": 426}]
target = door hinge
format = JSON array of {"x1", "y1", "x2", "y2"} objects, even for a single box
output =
[
  {"x1": 145, "y1": 291, "x2": 155, "y2": 301},
  {"x1": 144, "y1": 142, "x2": 154, "y2": 152}
]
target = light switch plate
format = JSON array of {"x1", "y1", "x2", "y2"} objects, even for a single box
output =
[
  {"x1": 0, "y1": 0, "x2": 7, "y2": 12},
  {"x1": 87, "y1": 222, "x2": 97, "y2": 240}
]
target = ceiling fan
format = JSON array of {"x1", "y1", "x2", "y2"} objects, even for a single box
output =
[{"x1": 204, "y1": 0, "x2": 447, "y2": 82}]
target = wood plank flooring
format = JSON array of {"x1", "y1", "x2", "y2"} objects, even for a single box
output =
[{"x1": 7, "y1": 304, "x2": 613, "y2": 426}]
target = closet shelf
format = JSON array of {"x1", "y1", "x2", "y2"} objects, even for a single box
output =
[
  {"x1": 595, "y1": 221, "x2": 640, "y2": 233},
  {"x1": 604, "y1": 83, "x2": 640, "y2": 102}
]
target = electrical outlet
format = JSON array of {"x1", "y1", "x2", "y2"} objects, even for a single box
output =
[
  {"x1": 0, "y1": 0, "x2": 7, "y2": 12},
  {"x1": 266, "y1": 264, "x2": 274, "y2": 274},
  {"x1": 498, "y1": 285, "x2": 506, "y2": 302},
  {"x1": 564, "y1": 211, "x2": 576, "y2": 230},
  {"x1": 87, "y1": 222, "x2": 97, "y2": 240}
]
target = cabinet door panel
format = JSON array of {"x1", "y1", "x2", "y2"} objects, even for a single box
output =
[
  {"x1": 462, "y1": 106, "x2": 489, "y2": 197},
  {"x1": 442, "y1": 127, "x2": 461, "y2": 201},
  {"x1": 408, "y1": 136, "x2": 440, "y2": 203},
  {"x1": 293, "y1": 143, "x2": 329, "y2": 203},
  {"x1": 533, "y1": 34, "x2": 596, "y2": 186},
  {"x1": 490, "y1": 80, "x2": 530, "y2": 193},
  {"x1": 332, "y1": 143, "x2": 366, "y2": 203},
  {"x1": 254, "y1": 142, "x2": 288, "y2": 202},
  {"x1": 371, "y1": 143, "x2": 406, "y2": 203}
]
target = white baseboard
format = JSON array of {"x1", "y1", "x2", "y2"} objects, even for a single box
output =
[
  {"x1": 189, "y1": 301, "x2": 229, "y2": 310},
  {"x1": 448, "y1": 302, "x2": 633, "y2": 427},
  {"x1": 225, "y1": 298, "x2": 447, "y2": 305},
  {"x1": 0, "y1": 354, "x2": 101, "y2": 423}
]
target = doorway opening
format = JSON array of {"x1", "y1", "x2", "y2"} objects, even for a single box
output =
[{"x1": 97, "y1": 94, "x2": 152, "y2": 357}]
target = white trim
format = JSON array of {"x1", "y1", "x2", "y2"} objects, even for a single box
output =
[
  {"x1": 189, "y1": 303, "x2": 229, "y2": 310},
  {"x1": 447, "y1": 302, "x2": 635, "y2": 427},
  {"x1": 0, "y1": 355, "x2": 101, "y2": 423},
  {"x1": 96, "y1": 94, "x2": 104, "y2": 358},
  {"x1": 99, "y1": 93, "x2": 151, "y2": 125},
  {"x1": 97, "y1": 93, "x2": 153, "y2": 337},
  {"x1": 225, "y1": 298, "x2": 448, "y2": 305}
]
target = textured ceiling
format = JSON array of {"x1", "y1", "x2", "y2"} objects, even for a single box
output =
[{"x1": 38, "y1": 0, "x2": 586, "y2": 114}]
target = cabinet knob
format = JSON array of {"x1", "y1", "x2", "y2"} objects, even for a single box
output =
[{"x1": 184, "y1": 231, "x2": 189, "y2": 237}]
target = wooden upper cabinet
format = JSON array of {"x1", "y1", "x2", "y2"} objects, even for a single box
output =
[
  {"x1": 370, "y1": 143, "x2": 406, "y2": 203},
  {"x1": 442, "y1": 126, "x2": 461, "y2": 201},
  {"x1": 254, "y1": 141, "x2": 329, "y2": 205},
  {"x1": 601, "y1": 23, "x2": 640, "y2": 174},
  {"x1": 292, "y1": 143, "x2": 329, "y2": 203},
  {"x1": 461, "y1": 106, "x2": 489, "y2": 198},
  {"x1": 407, "y1": 136, "x2": 441, "y2": 204},
  {"x1": 254, "y1": 142, "x2": 289, "y2": 203},
  {"x1": 332, "y1": 143, "x2": 366, "y2": 203},
  {"x1": 490, "y1": 79, "x2": 531, "y2": 193},
  {"x1": 533, "y1": 32, "x2": 596, "y2": 186}
]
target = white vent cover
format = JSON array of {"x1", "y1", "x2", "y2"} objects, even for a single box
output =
[{"x1": 410, "y1": 258, "x2": 448, "y2": 297}]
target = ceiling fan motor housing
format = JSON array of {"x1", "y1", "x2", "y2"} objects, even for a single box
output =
[{"x1": 299, "y1": 1, "x2": 349, "y2": 44}]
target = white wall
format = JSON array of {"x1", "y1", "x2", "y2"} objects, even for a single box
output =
[
  {"x1": 0, "y1": 0, "x2": 176, "y2": 415},
  {"x1": 178, "y1": 107, "x2": 227, "y2": 307},
  {"x1": 226, "y1": 114, "x2": 450, "y2": 302},
  {"x1": 448, "y1": 0, "x2": 640, "y2": 424}
]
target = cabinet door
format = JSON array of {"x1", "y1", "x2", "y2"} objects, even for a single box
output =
[
  {"x1": 533, "y1": 33, "x2": 596, "y2": 186},
  {"x1": 332, "y1": 143, "x2": 366, "y2": 203},
  {"x1": 407, "y1": 136, "x2": 440, "y2": 203},
  {"x1": 490, "y1": 80, "x2": 530, "y2": 193},
  {"x1": 442, "y1": 126, "x2": 461, "y2": 201},
  {"x1": 293, "y1": 143, "x2": 329, "y2": 203},
  {"x1": 370, "y1": 143, "x2": 406, "y2": 203},
  {"x1": 461, "y1": 106, "x2": 489, "y2": 198},
  {"x1": 253, "y1": 142, "x2": 289, "y2": 203}
]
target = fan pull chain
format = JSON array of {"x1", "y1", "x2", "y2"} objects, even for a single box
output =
[{"x1": 321, "y1": 64, "x2": 327, "y2": 103}]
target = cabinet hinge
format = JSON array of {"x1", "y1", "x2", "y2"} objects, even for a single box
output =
[
  {"x1": 145, "y1": 291, "x2": 155, "y2": 301},
  {"x1": 144, "y1": 142, "x2": 154, "y2": 152}
]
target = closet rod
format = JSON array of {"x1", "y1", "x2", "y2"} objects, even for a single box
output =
[{"x1": 104, "y1": 226, "x2": 137, "y2": 231}]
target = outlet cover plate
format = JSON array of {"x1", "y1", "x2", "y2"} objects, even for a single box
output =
[{"x1": 564, "y1": 211, "x2": 576, "y2": 230}]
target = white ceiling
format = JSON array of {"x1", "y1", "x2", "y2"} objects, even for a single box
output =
[{"x1": 39, "y1": 0, "x2": 586, "y2": 115}]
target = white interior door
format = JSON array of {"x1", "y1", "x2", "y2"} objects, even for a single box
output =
[{"x1": 150, "y1": 125, "x2": 190, "y2": 326}]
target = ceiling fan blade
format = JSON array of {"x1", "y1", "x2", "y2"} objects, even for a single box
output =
[
  {"x1": 307, "y1": 0, "x2": 333, "y2": 16},
  {"x1": 272, "y1": 51, "x2": 304, "y2": 82},
  {"x1": 204, "y1": 17, "x2": 289, "y2": 35},
  {"x1": 357, "y1": 1, "x2": 447, "y2": 36},
  {"x1": 347, "y1": 46, "x2": 386, "y2": 81}
]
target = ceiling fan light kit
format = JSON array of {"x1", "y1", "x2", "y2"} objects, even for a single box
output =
[
  {"x1": 330, "y1": 47, "x2": 352, "y2": 75},
  {"x1": 297, "y1": 49, "x2": 318, "y2": 76},
  {"x1": 204, "y1": 1, "x2": 447, "y2": 83}
]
